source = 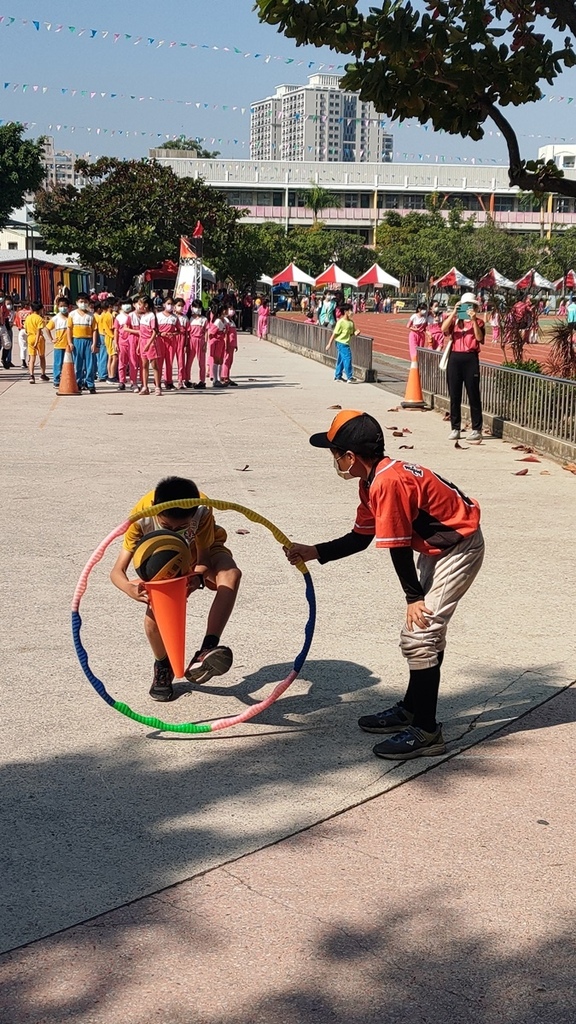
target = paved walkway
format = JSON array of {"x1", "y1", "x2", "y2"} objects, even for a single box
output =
[{"x1": 1, "y1": 336, "x2": 574, "y2": 1021}]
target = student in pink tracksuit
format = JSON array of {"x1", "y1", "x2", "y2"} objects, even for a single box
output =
[
  {"x1": 207, "y1": 307, "x2": 227, "y2": 387},
  {"x1": 187, "y1": 302, "x2": 208, "y2": 390},
  {"x1": 173, "y1": 297, "x2": 190, "y2": 388},
  {"x1": 426, "y1": 302, "x2": 445, "y2": 351},
  {"x1": 257, "y1": 298, "x2": 270, "y2": 339},
  {"x1": 156, "y1": 298, "x2": 180, "y2": 391},
  {"x1": 114, "y1": 299, "x2": 139, "y2": 391},
  {"x1": 139, "y1": 298, "x2": 163, "y2": 396},
  {"x1": 406, "y1": 305, "x2": 427, "y2": 359},
  {"x1": 222, "y1": 312, "x2": 238, "y2": 387}
]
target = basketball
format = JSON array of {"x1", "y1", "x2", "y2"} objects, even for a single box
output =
[{"x1": 132, "y1": 530, "x2": 192, "y2": 582}]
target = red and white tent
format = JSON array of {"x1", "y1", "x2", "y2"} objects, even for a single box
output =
[
  {"x1": 315, "y1": 263, "x2": 358, "y2": 287},
  {"x1": 553, "y1": 270, "x2": 576, "y2": 290},
  {"x1": 433, "y1": 266, "x2": 474, "y2": 288},
  {"x1": 272, "y1": 262, "x2": 316, "y2": 286},
  {"x1": 356, "y1": 263, "x2": 400, "y2": 288},
  {"x1": 476, "y1": 268, "x2": 516, "y2": 290},
  {"x1": 515, "y1": 268, "x2": 555, "y2": 291}
]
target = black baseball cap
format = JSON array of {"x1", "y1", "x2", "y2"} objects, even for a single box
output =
[{"x1": 309, "y1": 409, "x2": 385, "y2": 458}]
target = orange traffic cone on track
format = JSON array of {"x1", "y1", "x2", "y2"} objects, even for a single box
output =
[
  {"x1": 143, "y1": 575, "x2": 188, "y2": 678},
  {"x1": 57, "y1": 349, "x2": 80, "y2": 396},
  {"x1": 401, "y1": 359, "x2": 426, "y2": 409}
]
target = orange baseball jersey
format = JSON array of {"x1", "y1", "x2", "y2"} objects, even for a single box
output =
[{"x1": 354, "y1": 458, "x2": 481, "y2": 556}]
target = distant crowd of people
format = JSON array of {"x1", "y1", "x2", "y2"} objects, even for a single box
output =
[{"x1": 0, "y1": 282, "x2": 271, "y2": 393}]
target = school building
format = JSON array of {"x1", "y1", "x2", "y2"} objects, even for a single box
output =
[{"x1": 151, "y1": 148, "x2": 576, "y2": 245}]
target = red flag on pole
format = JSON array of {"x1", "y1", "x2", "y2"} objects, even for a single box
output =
[{"x1": 192, "y1": 220, "x2": 204, "y2": 238}]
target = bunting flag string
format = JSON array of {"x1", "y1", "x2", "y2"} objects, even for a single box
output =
[
  {"x1": 0, "y1": 13, "x2": 345, "y2": 69},
  {"x1": 1, "y1": 80, "x2": 248, "y2": 110},
  {"x1": 2, "y1": 14, "x2": 576, "y2": 108}
]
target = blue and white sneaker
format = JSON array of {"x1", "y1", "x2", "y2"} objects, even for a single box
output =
[{"x1": 372, "y1": 725, "x2": 446, "y2": 760}]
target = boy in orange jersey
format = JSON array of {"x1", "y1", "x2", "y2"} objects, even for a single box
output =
[{"x1": 285, "y1": 409, "x2": 484, "y2": 761}]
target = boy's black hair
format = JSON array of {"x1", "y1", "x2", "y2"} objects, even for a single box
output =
[
  {"x1": 154, "y1": 476, "x2": 200, "y2": 519},
  {"x1": 31, "y1": 300, "x2": 43, "y2": 312},
  {"x1": 76, "y1": 292, "x2": 90, "y2": 301}
]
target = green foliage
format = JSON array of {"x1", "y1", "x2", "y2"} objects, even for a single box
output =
[
  {"x1": 0, "y1": 124, "x2": 45, "y2": 228},
  {"x1": 544, "y1": 320, "x2": 576, "y2": 379},
  {"x1": 34, "y1": 158, "x2": 241, "y2": 292},
  {"x1": 286, "y1": 226, "x2": 373, "y2": 277},
  {"x1": 256, "y1": 0, "x2": 576, "y2": 198},
  {"x1": 503, "y1": 359, "x2": 543, "y2": 374},
  {"x1": 300, "y1": 184, "x2": 343, "y2": 222},
  {"x1": 154, "y1": 137, "x2": 220, "y2": 158},
  {"x1": 374, "y1": 209, "x2": 544, "y2": 285},
  {"x1": 213, "y1": 222, "x2": 287, "y2": 286}
]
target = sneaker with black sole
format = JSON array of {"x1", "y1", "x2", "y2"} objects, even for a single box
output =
[
  {"x1": 372, "y1": 725, "x2": 446, "y2": 760},
  {"x1": 88, "y1": 387, "x2": 97, "y2": 394},
  {"x1": 193, "y1": 381, "x2": 206, "y2": 390},
  {"x1": 227, "y1": 379, "x2": 238, "y2": 387},
  {"x1": 40, "y1": 373, "x2": 50, "y2": 381},
  {"x1": 117, "y1": 383, "x2": 126, "y2": 391},
  {"x1": 149, "y1": 661, "x2": 175, "y2": 701},
  {"x1": 185, "y1": 645, "x2": 233, "y2": 685},
  {"x1": 358, "y1": 702, "x2": 414, "y2": 734}
]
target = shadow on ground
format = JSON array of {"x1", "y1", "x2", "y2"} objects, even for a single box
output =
[{"x1": 0, "y1": 661, "x2": 573, "y2": 959}]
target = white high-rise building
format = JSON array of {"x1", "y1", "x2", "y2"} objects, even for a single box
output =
[
  {"x1": 40, "y1": 137, "x2": 88, "y2": 188},
  {"x1": 250, "y1": 74, "x2": 393, "y2": 163}
]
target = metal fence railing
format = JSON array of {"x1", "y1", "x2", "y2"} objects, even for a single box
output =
[
  {"x1": 265, "y1": 313, "x2": 375, "y2": 381},
  {"x1": 418, "y1": 348, "x2": 576, "y2": 447}
]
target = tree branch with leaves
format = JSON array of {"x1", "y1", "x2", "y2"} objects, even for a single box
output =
[{"x1": 256, "y1": 0, "x2": 576, "y2": 198}]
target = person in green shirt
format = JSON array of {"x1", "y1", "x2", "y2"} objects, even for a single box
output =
[{"x1": 326, "y1": 304, "x2": 360, "y2": 383}]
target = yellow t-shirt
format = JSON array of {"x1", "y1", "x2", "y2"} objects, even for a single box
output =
[
  {"x1": 25, "y1": 312, "x2": 45, "y2": 344},
  {"x1": 100, "y1": 310, "x2": 115, "y2": 341},
  {"x1": 67, "y1": 309, "x2": 95, "y2": 339},
  {"x1": 123, "y1": 490, "x2": 227, "y2": 557},
  {"x1": 46, "y1": 313, "x2": 69, "y2": 349}
]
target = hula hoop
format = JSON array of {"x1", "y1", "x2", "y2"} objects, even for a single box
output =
[{"x1": 71, "y1": 497, "x2": 316, "y2": 734}]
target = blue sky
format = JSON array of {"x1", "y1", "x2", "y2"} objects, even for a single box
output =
[{"x1": 2, "y1": 0, "x2": 576, "y2": 166}]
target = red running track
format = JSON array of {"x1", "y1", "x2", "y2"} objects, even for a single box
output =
[{"x1": 278, "y1": 312, "x2": 554, "y2": 367}]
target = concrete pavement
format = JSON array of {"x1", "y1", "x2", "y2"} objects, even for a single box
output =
[
  {"x1": 1, "y1": 686, "x2": 574, "y2": 1024},
  {"x1": 1, "y1": 334, "x2": 575, "y2": 1013}
]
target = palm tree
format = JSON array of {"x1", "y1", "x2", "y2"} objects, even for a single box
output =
[{"x1": 301, "y1": 183, "x2": 343, "y2": 225}]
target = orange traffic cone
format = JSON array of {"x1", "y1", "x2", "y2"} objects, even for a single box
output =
[
  {"x1": 401, "y1": 359, "x2": 426, "y2": 409},
  {"x1": 143, "y1": 575, "x2": 188, "y2": 678},
  {"x1": 57, "y1": 349, "x2": 80, "y2": 396}
]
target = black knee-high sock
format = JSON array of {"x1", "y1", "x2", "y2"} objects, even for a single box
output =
[{"x1": 401, "y1": 651, "x2": 444, "y2": 732}]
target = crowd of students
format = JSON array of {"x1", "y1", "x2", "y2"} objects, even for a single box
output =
[{"x1": 0, "y1": 288, "x2": 242, "y2": 393}]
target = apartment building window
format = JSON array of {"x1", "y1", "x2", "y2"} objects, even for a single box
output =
[
  {"x1": 563, "y1": 156, "x2": 575, "y2": 168},
  {"x1": 8, "y1": 241, "x2": 17, "y2": 250}
]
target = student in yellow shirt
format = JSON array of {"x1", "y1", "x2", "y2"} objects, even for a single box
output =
[
  {"x1": 45, "y1": 299, "x2": 70, "y2": 387},
  {"x1": 110, "y1": 475, "x2": 242, "y2": 702},
  {"x1": 67, "y1": 292, "x2": 99, "y2": 393},
  {"x1": 26, "y1": 301, "x2": 49, "y2": 383},
  {"x1": 101, "y1": 298, "x2": 118, "y2": 382}
]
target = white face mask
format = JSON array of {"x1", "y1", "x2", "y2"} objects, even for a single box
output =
[
  {"x1": 333, "y1": 456, "x2": 354, "y2": 480},
  {"x1": 165, "y1": 304, "x2": 173, "y2": 312},
  {"x1": 5, "y1": 303, "x2": 12, "y2": 310},
  {"x1": 122, "y1": 304, "x2": 132, "y2": 312},
  {"x1": 77, "y1": 301, "x2": 88, "y2": 310},
  {"x1": 58, "y1": 306, "x2": 68, "y2": 314}
]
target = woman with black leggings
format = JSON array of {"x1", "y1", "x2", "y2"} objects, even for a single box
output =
[{"x1": 442, "y1": 293, "x2": 485, "y2": 441}]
